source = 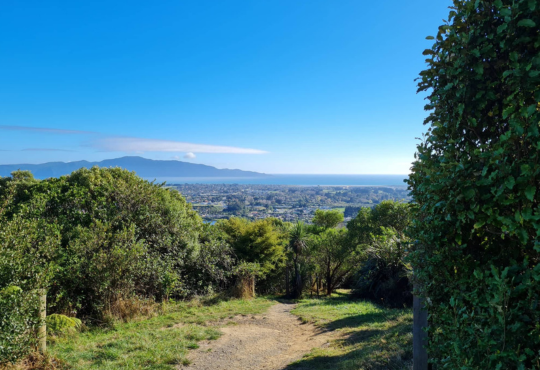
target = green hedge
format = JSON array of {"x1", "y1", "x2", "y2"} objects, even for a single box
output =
[{"x1": 408, "y1": 0, "x2": 540, "y2": 368}]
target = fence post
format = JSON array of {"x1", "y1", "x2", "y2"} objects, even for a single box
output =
[
  {"x1": 413, "y1": 291, "x2": 428, "y2": 370},
  {"x1": 285, "y1": 266, "x2": 290, "y2": 297},
  {"x1": 38, "y1": 289, "x2": 47, "y2": 353}
]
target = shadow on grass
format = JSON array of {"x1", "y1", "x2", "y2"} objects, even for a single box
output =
[
  {"x1": 284, "y1": 294, "x2": 413, "y2": 370},
  {"x1": 284, "y1": 321, "x2": 412, "y2": 370}
]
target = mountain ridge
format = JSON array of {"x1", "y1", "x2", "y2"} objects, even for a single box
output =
[{"x1": 0, "y1": 156, "x2": 268, "y2": 179}]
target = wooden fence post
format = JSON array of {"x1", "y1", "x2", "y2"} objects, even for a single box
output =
[
  {"x1": 38, "y1": 289, "x2": 47, "y2": 353},
  {"x1": 413, "y1": 292, "x2": 428, "y2": 370},
  {"x1": 285, "y1": 266, "x2": 290, "y2": 297}
]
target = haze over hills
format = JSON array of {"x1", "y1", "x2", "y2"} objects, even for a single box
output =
[{"x1": 0, "y1": 156, "x2": 268, "y2": 179}]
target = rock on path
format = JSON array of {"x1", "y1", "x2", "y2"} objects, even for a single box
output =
[{"x1": 181, "y1": 302, "x2": 335, "y2": 370}]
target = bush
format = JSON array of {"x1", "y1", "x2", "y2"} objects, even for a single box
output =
[
  {"x1": 408, "y1": 0, "x2": 540, "y2": 367},
  {"x1": 0, "y1": 190, "x2": 59, "y2": 365},
  {"x1": 354, "y1": 227, "x2": 412, "y2": 308},
  {"x1": 0, "y1": 167, "x2": 203, "y2": 321},
  {"x1": 182, "y1": 224, "x2": 235, "y2": 297},
  {"x1": 0, "y1": 287, "x2": 41, "y2": 365}
]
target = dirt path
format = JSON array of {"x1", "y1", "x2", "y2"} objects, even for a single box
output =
[{"x1": 181, "y1": 302, "x2": 335, "y2": 370}]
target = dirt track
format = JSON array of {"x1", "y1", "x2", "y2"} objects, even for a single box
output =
[{"x1": 181, "y1": 302, "x2": 335, "y2": 370}]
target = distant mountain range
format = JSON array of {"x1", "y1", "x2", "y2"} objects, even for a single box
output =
[{"x1": 0, "y1": 156, "x2": 268, "y2": 179}]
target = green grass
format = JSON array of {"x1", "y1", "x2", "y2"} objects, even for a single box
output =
[
  {"x1": 286, "y1": 291, "x2": 413, "y2": 370},
  {"x1": 49, "y1": 297, "x2": 274, "y2": 369}
]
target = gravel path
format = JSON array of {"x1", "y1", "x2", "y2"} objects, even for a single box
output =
[{"x1": 181, "y1": 302, "x2": 335, "y2": 370}]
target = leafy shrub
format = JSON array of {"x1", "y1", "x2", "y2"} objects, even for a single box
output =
[
  {"x1": 0, "y1": 287, "x2": 41, "y2": 365},
  {"x1": 1, "y1": 167, "x2": 203, "y2": 321},
  {"x1": 354, "y1": 227, "x2": 412, "y2": 308},
  {"x1": 57, "y1": 221, "x2": 146, "y2": 320},
  {"x1": 348, "y1": 201, "x2": 412, "y2": 306},
  {"x1": 0, "y1": 188, "x2": 60, "y2": 365},
  {"x1": 218, "y1": 217, "x2": 288, "y2": 292},
  {"x1": 182, "y1": 224, "x2": 235, "y2": 297},
  {"x1": 408, "y1": 0, "x2": 540, "y2": 367}
]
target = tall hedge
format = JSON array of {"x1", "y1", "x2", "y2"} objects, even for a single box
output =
[{"x1": 407, "y1": 0, "x2": 540, "y2": 368}]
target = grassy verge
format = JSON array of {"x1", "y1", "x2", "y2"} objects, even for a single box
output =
[
  {"x1": 286, "y1": 291, "x2": 412, "y2": 370},
  {"x1": 49, "y1": 297, "x2": 274, "y2": 370}
]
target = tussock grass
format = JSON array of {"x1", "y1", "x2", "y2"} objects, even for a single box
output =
[
  {"x1": 49, "y1": 296, "x2": 274, "y2": 369},
  {"x1": 287, "y1": 290, "x2": 412, "y2": 370}
]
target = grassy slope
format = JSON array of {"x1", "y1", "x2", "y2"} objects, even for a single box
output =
[
  {"x1": 49, "y1": 297, "x2": 274, "y2": 370},
  {"x1": 287, "y1": 291, "x2": 413, "y2": 370}
]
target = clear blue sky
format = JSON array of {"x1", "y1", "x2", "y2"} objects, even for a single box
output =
[{"x1": 0, "y1": 1, "x2": 450, "y2": 174}]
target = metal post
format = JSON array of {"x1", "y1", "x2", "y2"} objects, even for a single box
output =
[{"x1": 413, "y1": 293, "x2": 428, "y2": 370}]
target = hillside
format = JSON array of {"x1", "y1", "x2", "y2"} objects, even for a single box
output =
[{"x1": 0, "y1": 156, "x2": 268, "y2": 179}]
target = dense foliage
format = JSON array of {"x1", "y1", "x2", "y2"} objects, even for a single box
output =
[
  {"x1": 0, "y1": 165, "x2": 412, "y2": 365},
  {"x1": 408, "y1": 0, "x2": 540, "y2": 368},
  {"x1": 0, "y1": 183, "x2": 60, "y2": 364},
  {"x1": 349, "y1": 201, "x2": 412, "y2": 307}
]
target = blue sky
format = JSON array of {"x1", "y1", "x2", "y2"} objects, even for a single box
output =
[{"x1": 0, "y1": 1, "x2": 449, "y2": 174}]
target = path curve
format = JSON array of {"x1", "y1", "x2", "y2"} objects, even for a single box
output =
[{"x1": 181, "y1": 302, "x2": 335, "y2": 370}]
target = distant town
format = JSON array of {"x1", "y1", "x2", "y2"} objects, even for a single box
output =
[{"x1": 172, "y1": 184, "x2": 412, "y2": 223}]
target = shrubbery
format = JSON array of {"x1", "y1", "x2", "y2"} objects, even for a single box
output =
[
  {"x1": 0, "y1": 165, "x2": 413, "y2": 365},
  {"x1": 408, "y1": 0, "x2": 540, "y2": 367}
]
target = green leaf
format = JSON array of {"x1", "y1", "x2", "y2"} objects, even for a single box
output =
[
  {"x1": 474, "y1": 63, "x2": 484, "y2": 75},
  {"x1": 526, "y1": 104, "x2": 537, "y2": 117},
  {"x1": 494, "y1": 0, "x2": 503, "y2": 8},
  {"x1": 518, "y1": 19, "x2": 536, "y2": 27},
  {"x1": 529, "y1": 0, "x2": 537, "y2": 10},
  {"x1": 517, "y1": 228, "x2": 529, "y2": 243},
  {"x1": 464, "y1": 188, "x2": 475, "y2": 199},
  {"x1": 474, "y1": 221, "x2": 485, "y2": 229},
  {"x1": 506, "y1": 176, "x2": 516, "y2": 189},
  {"x1": 500, "y1": 8, "x2": 511, "y2": 17},
  {"x1": 497, "y1": 23, "x2": 508, "y2": 33},
  {"x1": 525, "y1": 186, "x2": 536, "y2": 201},
  {"x1": 426, "y1": 36, "x2": 434, "y2": 40}
]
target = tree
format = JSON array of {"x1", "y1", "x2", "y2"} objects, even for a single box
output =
[
  {"x1": 312, "y1": 209, "x2": 344, "y2": 230},
  {"x1": 311, "y1": 228, "x2": 360, "y2": 296},
  {"x1": 347, "y1": 200, "x2": 410, "y2": 247},
  {"x1": 408, "y1": 1, "x2": 540, "y2": 367},
  {"x1": 218, "y1": 217, "x2": 287, "y2": 277},
  {"x1": 288, "y1": 221, "x2": 309, "y2": 298}
]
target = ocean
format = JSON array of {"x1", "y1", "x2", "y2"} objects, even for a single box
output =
[{"x1": 145, "y1": 174, "x2": 408, "y2": 186}]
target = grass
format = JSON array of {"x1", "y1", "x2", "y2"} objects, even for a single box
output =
[
  {"x1": 49, "y1": 297, "x2": 274, "y2": 370},
  {"x1": 286, "y1": 290, "x2": 413, "y2": 370}
]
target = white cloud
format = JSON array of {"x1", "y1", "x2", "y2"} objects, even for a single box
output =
[
  {"x1": 184, "y1": 152, "x2": 196, "y2": 159},
  {"x1": 93, "y1": 137, "x2": 267, "y2": 154}
]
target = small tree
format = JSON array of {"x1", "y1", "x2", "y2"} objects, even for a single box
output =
[
  {"x1": 311, "y1": 228, "x2": 360, "y2": 296},
  {"x1": 408, "y1": 1, "x2": 540, "y2": 367},
  {"x1": 288, "y1": 221, "x2": 309, "y2": 298},
  {"x1": 312, "y1": 209, "x2": 344, "y2": 230}
]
